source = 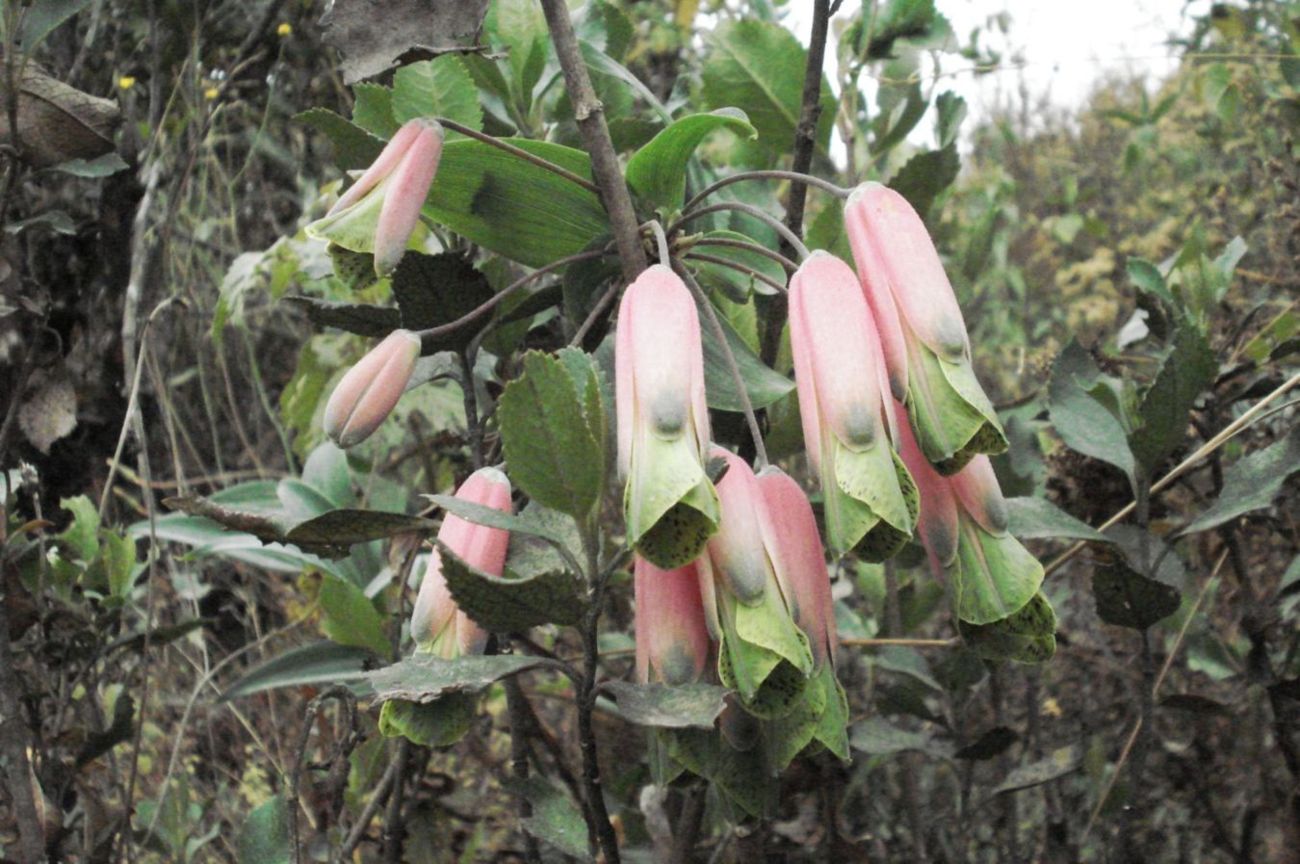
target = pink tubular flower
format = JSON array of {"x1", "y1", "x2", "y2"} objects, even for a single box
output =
[
  {"x1": 409, "y1": 467, "x2": 512, "y2": 657},
  {"x1": 846, "y1": 182, "x2": 1006, "y2": 474},
  {"x1": 322, "y1": 329, "x2": 422, "y2": 448},
  {"x1": 892, "y1": 400, "x2": 1042, "y2": 625},
  {"x1": 616, "y1": 264, "x2": 720, "y2": 569},
  {"x1": 307, "y1": 117, "x2": 444, "y2": 277},
  {"x1": 788, "y1": 250, "x2": 917, "y2": 560},
  {"x1": 634, "y1": 557, "x2": 712, "y2": 685},
  {"x1": 696, "y1": 448, "x2": 812, "y2": 717}
]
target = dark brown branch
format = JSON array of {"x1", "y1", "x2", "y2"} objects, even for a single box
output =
[
  {"x1": 0, "y1": 597, "x2": 44, "y2": 863},
  {"x1": 538, "y1": 0, "x2": 647, "y2": 285}
]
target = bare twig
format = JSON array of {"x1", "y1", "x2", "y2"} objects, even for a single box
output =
[
  {"x1": 0, "y1": 597, "x2": 45, "y2": 863},
  {"x1": 688, "y1": 236, "x2": 799, "y2": 273},
  {"x1": 683, "y1": 170, "x2": 849, "y2": 215},
  {"x1": 569, "y1": 281, "x2": 621, "y2": 348},
  {"x1": 670, "y1": 202, "x2": 810, "y2": 261},
  {"x1": 289, "y1": 687, "x2": 359, "y2": 864},
  {"x1": 505, "y1": 677, "x2": 543, "y2": 864},
  {"x1": 538, "y1": 0, "x2": 647, "y2": 284},
  {"x1": 784, "y1": 0, "x2": 834, "y2": 245}
]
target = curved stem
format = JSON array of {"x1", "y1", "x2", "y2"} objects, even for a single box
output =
[
  {"x1": 670, "y1": 202, "x2": 810, "y2": 261},
  {"x1": 683, "y1": 253, "x2": 788, "y2": 294},
  {"x1": 569, "y1": 280, "x2": 621, "y2": 347},
  {"x1": 646, "y1": 220, "x2": 670, "y2": 267},
  {"x1": 414, "y1": 249, "x2": 607, "y2": 347},
  {"x1": 689, "y1": 236, "x2": 799, "y2": 273},
  {"x1": 435, "y1": 117, "x2": 602, "y2": 197},
  {"x1": 682, "y1": 169, "x2": 850, "y2": 214},
  {"x1": 672, "y1": 262, "x2": 769, "y2": 469}
]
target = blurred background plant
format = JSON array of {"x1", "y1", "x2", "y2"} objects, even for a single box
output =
[{"x1": 0, "y1": 0, "x2": 1296, "y2": 861}]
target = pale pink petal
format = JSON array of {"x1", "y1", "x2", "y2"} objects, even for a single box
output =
[
  {"x1": 705, "y1": 447, "x2": 768, "y2": 603},
  {"x1": 630, "y1": 266, "x2": 702, "y2": 441},
  {"x1": 634, "y1": 556, "x2": 711, "y2": 685},
  {"x1": 892, "y1": 400, "x2": 959, "y2": 565},
  {"x1": 949, "y1": 455, "x2": 1010, "y2": 534},
  {"x1": 409, "y1": 547, "x2": 456, "y2": 645},
  {"x1": 845, "y1": 185, "x2": 910, "y2": 398},
  {"x1": 327, "y1": 120, "x2": 425, "y2": 217},
  {"x1": 323, "y1": 329, "x2": 422, "y2": 448},
  {"x1": 850, "y1": 183, "x2": 969, "y2": 361},
  {"x1": 373, "y1": 120, "x2": 444, "y2": 276},
  {"x1": 756, "y1": 467, "x2": 836, "y2": 666},
  {"x1": 615, "y1": 281, "x2": 636, "y2": 479},
  {"x1": 787, "y1": 258, "x2": 824, "y2": 471}
]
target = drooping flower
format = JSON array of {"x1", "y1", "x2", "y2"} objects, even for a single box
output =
[
  {"x1": 409, "y1": 467, "x2": 513, "y2": 658},
  {"x1": 846, "y1": 182, "x2": 1006, "y2": 475},
  {"x1": 616, "y1": 264, "x2": 720, "y2": 569},
  {"x1": 755, "y1": 466, "x2": 849, "y2": 762},
  {"x1": 788, "y1": 250, "x2": 917, "y2": 560},
  {"x1": 893, "y1": 400, "x2": 1041, "y2": 625},
  {"x1": 322, "y1": 329, "x2": 422, "y2": 448},
  {"x1": 634, "y1": 556, "x2": 712, "y2": 685},
  {"x1": 306, "y1": 117, "x2": 444, "y2": 276},
  {"x1": 697, "y1": 448, "x2": 812, "y2": 718}
]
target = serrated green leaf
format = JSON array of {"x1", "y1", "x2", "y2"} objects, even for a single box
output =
[
  {"x1": 366, "y1": 654, "x2": 550, "y2": 703},
  {"x1": 286, "y1": 509, "x2": 436, "y2": 547},
  {"x1": 284, "y1": 296, "x2": 401, "y2": 337},
  {"x1": 237, "y1": 795, "x2": 290, "y2": 864},
  {"x1": 351, "y1": 82, "x2": 397, "y2": 137},
  {"x1": 508, "y1": 777, "x2": 594, "y2": 861},
  {"x1": 888, "y1": 145, "x2": 960, "y2": 221},
  {"x1": 296, "y1": 108, "x2": 385, "y2": 170},
  {"x1": 1181, "y1": 427, "x2": 1300, "y2": 535},
  {"x1": 626, "y1": 110, "x2": 757, "y2": 212},
  {"x1": 390, "y1": 252, "x2": 494, "y2": 352},
  {"x1": 439, "y1": 542, "x2": 584, "y2": 632},
  {"x1": 602, "y1": 681, "x2": 728, "y2": 729},
  {"x1": 1132, "y1": 320, "x2": 1216, "y2": 473},
  {"x1": 391, "y1": 56, "x2": 483, "y2": 133},
  {"x1": 1048, "y1": 340, "x2": 1137, "y2": 486}
]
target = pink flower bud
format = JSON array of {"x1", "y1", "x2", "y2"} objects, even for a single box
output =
[
  {"x1": 634, "y1": 557, "x2": 712, "y2": 685},
  {"x1": 615, "y1": 264, "x2": 720, "y2": 569},
  {"x1": 756, "y1": 467, "x2": 837, "y2": 667},
  {"x1": 410, "y1": 467, "x2": 513, "y2": 657},
  {"x1": 788, "y1": 251, "x2": 917, "y2": 560},
  {"x1": 322, "y1": 329, "x2": 421, "y2": 448},
  {"x1": 893, "y1": 400, "x2": 1041, "y2": 624},
  {"x1": 310, "y1": 118, "x2": 444, "y2": 277},
  {"x1": 847, "y1": 182, "x2": 1007, "y2": 474}
]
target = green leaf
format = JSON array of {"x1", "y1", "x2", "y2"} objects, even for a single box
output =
[
  {"x1": 601, "y1": 681, "x2": 729, "y2": 729},
  {"x1": 59, "y1": 495, "x2": 100, "y2": 561},
  {"x1": 690, "y1": 231, "x2": 786, "y2": 301},
  {"x1": 1048, "y1": 341, "x2": 1137, "y2": 486},
  {"x1": 350, "y1": 82, "x2": 398, "y2": 137},
  {"x1": 13, "y1": 0, "x2": 91, "y2": 49},
  {"x1": 510, "y1": 777, "x2": 593, "y2": 861},
  {"x1": 1182, "y1": 428, "x2": 1300, "y2": 535},
  {"x1": 48, "y1": 152, "x2": 129, "y2": 178},
  {"x1": 1005, "y1": 496, "x2": 1107, "y2": 542},
  {"x1": 426, "y1": 495, "x2": 580, "y2": 571},
  {"x1": 888, "y1": 145, "x2": 960, "y2": 221},
  {"x1": 958, "y1": 592, "x2": 1057, "y2": 664},
  {"x1": 296, "y1": 108, "x2": 385, "y2": 171},
  {"x1": 864, "y1": 0, "x2": 937, "y2": 59},
  {"x1": 237, "y1": 795, "x2": 290, "y2": 864},
  {"x1": 286, "y1": 510, "x2": 436, "y2": 547},
  {"x1": 498, "y1": 351, "x2": 603, "y2": 518},
  {"x1": 1092, "y1": 561, "x2": 1180, "y2": 630},
  {"x1": 700, "y1": 20, "x2": 835, "y2": 158},
  {"x1": 439, "y1": 542, "x2": 585, "y2": 632},
  {"x1": 1131, "y1": 320, "x2": 1216, "y2": 473},
  {"x1": 423, "y1": 138, "x2": 606, "y2": 268},
  {"x1": 101, "y1": 531, "x2": 138, "y2": 599},
  {"x1": 285, "y1": 296, "x2": 401, "y2": 337},
  {"x1": 391, "y1": 56, "x2": 484, "y2": 133},
  {"x1": 1127, "y1": 257, "x2": 1177, "y2": 310},
  {"x1": 488, "y1": 0, "x2": 549, "y2": 109},
  {"x1": 319, "y1": 575, "x2": 389, "y2": 655},
  {"x1": 935, "y1": 91, "x2": 967, "y2": 149},
  {"x1": 849, "y1": 717, "x2": 952, "y2": 759},
  {"x1": 220, "y1": 641, "x2": 375, "y2": 702},
  {"x1": 366, "y1": 654, "x2": 551, "y2": 703},
  {"x1": 987, "y1": 745, "x2": 1082, "y2": 797},
  {"x1": 378, "y1": 693, "x2": 476, "y2": 747},
  {"x1": 700, "y1": 300, "x2": 793, "y2": 411},
  {"x1": 626, "y1": 110, "x2": 757, "y2": 212},
  {"x1": 390, "y1": 251, "x2": 494, "y2": 352}
]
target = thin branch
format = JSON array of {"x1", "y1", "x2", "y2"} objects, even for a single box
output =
[
  {"x1": 569, "y1": 281, "x2": 621, "y2": 348},
  {"x1": 0, "y1": 594, "x2": 44, "y2": 863},
  {"x1": 1043, "y1": 370, "x2": 1300, "y2": 577},
  {"x1": 784, "y1": 0, "x2": 834, "y2": 244},
  {"x1": 673, "y1": 263, "x2": 769, "y2": 469},
  {"x1": 504, "y1": 677, "x2": 543, "y2": 864},
  {"x1": 838, "y1": 637, "x2": 960, "y2": 648},
  {"x1": 688, "y1": 236, "x2": 799, "y2": 273},
  {"x1": 413, "y1": 249, "x2": 608, "y2": 348},
  {"x1": 647, "y1": 220, "x2": 670, "y2": 267},
  {"x1": 683, "y1": 253, "x2": 789, "y2": 294},
  {"x1": 434, "y1": 117, "x2": 601, "y2": 197},
  {"x1": 670, "y1": 202, "x2": 810, "y2": 261},
  {"x1": 538, "y1": 0, "x2": 647, "y2": 284},
  {"x1": 682, "y1": 170, "x2": 850, "y2": 215}
]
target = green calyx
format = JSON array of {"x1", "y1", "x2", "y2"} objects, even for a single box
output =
[
  {"x1": 948, "y1": 515, "x2": 1044, "y2": 625},
  {"x1": 822, "y1": 434, "x2": 918, "y2": 562},
  {"x1": 625, "y1": 428, "x2": 720, "y2": 569},
  {"x1": 715, "y1": 585, "x2": 814, "y2": 718},
  {"x1": 958, "y1": 591, "x2": 1057, "y2": 663},
  {"x1": 905, "y1": 339, "x2": 1007, "y2": 475}
]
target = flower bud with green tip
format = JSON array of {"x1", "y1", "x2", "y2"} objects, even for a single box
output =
[
  {"x1": 634, "y1": 556, "x2": 713, "y2": 685},
  {"x1": 847, "y1": 182, "x2": 1006, "y2": 474},
  {"x1": 788, "y1": 250, "x2": 918, "y2": 560},
  {"x1": 322, "y1": 329, "x2": 421, "y2": 448},
  {"x1": 697, "y1": 448, "x2": 813, "y2": 718},
  {"x1": 409, "y1": 467, "x2": 513, "y2": 658},
  {"x1": 307, "y1": 117, "x2": 444, "y2": 277},
  {"x1": 616, "y1": 264, "x2": 721, "y2": 569},
  {"x1": 893, "y1": 400, "x2": 1042, "y2": 625}
]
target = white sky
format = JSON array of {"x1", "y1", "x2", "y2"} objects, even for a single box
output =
[{"x1": 788, "y1": 0, "x2": 1211, "y2": 134}]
